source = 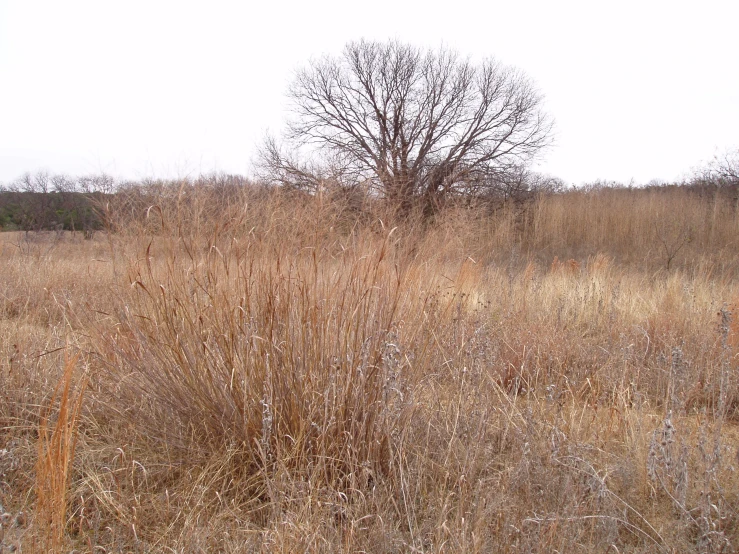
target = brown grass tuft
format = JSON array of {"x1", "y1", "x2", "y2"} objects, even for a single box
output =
[{"x1": 35, "y1": 353, "x2": 87, "y2": 552}]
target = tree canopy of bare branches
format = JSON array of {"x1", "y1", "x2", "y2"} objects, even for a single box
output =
[
  {"x1": 709, "y1": 149, "x2": 739, "y2": 185},
  {"x1": 263, "y1": 39, "x2": 553, "y2": 212},
  {"x1": 692, "y1": 149, "x2": 739, "y2": 188}
]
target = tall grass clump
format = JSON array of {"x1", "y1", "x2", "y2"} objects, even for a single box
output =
[
  {"x1": 91, "y1": 223, "x2": 425, "y2": 497},
  {"x1": 35, "y1": 353, "x2": 87, "y2": 552}
]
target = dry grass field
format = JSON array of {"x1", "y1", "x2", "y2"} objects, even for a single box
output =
[{"x1": 1, "y1": 184, "x2": 739, "y2": 552}]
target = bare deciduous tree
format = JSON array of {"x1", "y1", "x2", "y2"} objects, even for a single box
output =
[
  {"x1": 78, "y1": 174, "x2": 115, "y2": 194},
  {"x1": 712, "y1": 149, "x2": 739, "y2": 185},
  {"x1": 257, "y1": 135, "x2": 352, "y2": 193},
  {"x1": 472, "y1": 165, "x2": 565, "y2": 204},
  {"x1": 264, "y1": 39, "x2": 553, "y2": 213},
  {"x1": 51, "y1": 174, "x2": 77, "y2": 193},
  {"x1": 692, "y1": 148, "x2": 739, "y2": 188}
]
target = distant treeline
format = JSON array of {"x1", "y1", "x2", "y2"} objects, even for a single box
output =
[
  {"x1": 0, "y1": 173, "x2": 254, "y2": 234},
  {"x1": 1, "y1": 166, "x2": 737, "y2": 237},
  {"x1": 0, "y1": 191, "x2": 108, "y2": 233},
  {"x1": 0, "y1": 172, "x2": 117, "y2": 233}
]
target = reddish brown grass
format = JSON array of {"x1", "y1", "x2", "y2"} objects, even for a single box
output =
[{"x1": 34, "y1": 353, "x2": 87, "y2": 552}]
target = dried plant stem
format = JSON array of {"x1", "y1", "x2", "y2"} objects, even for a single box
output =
[{"x1": 35, "y1": 353, "x2": 87, "y2": 552}]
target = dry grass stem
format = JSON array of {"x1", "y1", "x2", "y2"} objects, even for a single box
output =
[{"x1": 34, "y1": 353, "x2": 87, "y2": 552}]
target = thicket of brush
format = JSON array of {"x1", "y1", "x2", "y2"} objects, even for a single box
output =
[{"x1": 1, "y1": 181, "x2": 739, "y2": 552}]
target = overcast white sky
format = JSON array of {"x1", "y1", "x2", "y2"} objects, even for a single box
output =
[{"x1": 1, "y1": 0, "x2": 737, "y2": 186}]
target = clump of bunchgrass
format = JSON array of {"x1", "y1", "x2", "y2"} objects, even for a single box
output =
[
  {"x1": 34, "y1": 353, "x2": 87, "y2": 552},
  {"x1": 91, "y1": 225, "x2": 424, "y2": 500}
]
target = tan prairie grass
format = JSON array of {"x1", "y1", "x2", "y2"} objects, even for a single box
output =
[
  {"x1": 1, "y1": 184, "x2": 739, "y2": 552},
  {"x1": 523, "y1": 186, "x2": 739, "y2": 271},
  {"x1": 34, "y1": 353, "x2": 87, "y2": 552},
  {"x1": 91, "y1": 232, "x2": 422, "y2": 477}
]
